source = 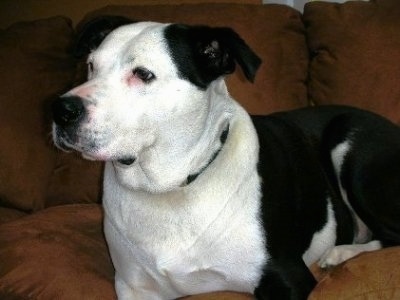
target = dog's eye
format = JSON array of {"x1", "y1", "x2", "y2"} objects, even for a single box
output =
[{"x1": 133, "y1": 67, "x2": 155, "y2": 83}]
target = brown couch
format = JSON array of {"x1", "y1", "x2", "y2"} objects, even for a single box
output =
[{"x1": 1, "y1": 0, "x2": 400, "y2": 299}]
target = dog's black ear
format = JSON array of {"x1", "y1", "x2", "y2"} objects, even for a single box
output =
[
  {"x1": 165, "y1": 24, "x2": 261, "y2": 89},
  {"x1": 74, "y1": 15, "x2": 133, "y2": 58},
  {"x1": 196, "y1": 27, "x2": 262, "y2": 83}
]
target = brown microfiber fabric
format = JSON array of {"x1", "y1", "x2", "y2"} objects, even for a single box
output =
[
  {"x1": 0, "y1": 204, "x2": 116, "y2": 299},
  {"x1": 304, "y1": 0, "x2": 400, "y2": 123},
  {"x1": 309, "y1": 247, "x2": 400, "y2": 299},
  {"x1": 77, "y1": 3, "x2": 309, "y2": 115},
  {"x1": 0, "y1": 17, "x2": 76, "y2": 211},
  {"x1": 0, "y1": 207, "x2": 26, "y2": 225},
  {"x1": 45, "y1": 151, "x2": 104, "y2": 207}
]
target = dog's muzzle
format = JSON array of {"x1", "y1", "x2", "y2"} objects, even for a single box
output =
[
  {"x1": 52, "y1": 95, "x2": 136, "y2": 165},
  {"x1": 52, "y1": 96, "x2": 86, "y2": 127}
]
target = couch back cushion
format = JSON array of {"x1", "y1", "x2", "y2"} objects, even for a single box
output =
[
  {"x1": 304, "y1": 0, "x2": 400, "y2": 123},
  {"x1": 0, "y1": 17, "x2": 104, "y2": 211},
  {"x1": 77, "y1": 3, "x2": 309, "y2": 115},
  {"x1": 0, "y1": 17, "x2": 75, "y2": 211}
]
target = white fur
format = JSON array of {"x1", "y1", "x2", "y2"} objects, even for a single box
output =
[
  {"x1": 103, "y1": 107, "x2": 267, "y2": 298},
  {"x1": 319, "y1": 240, "x2": 382, "y2": 268},
  {"x1": 331, "y1": 138, "x2": 371, "y2": 243},
  {"x1": 303, "y1": 198, "x2": 337, "y2": 267}
]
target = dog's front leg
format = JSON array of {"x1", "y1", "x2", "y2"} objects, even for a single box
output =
[{"x1": 254, "y1": 258, "x2": 316, "y2": 300}]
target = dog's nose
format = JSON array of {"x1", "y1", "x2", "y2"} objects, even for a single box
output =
[{"x1": 52, "y1": 96, "x2": 85, "y2": 127}]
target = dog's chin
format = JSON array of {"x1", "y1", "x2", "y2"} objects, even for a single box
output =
[
  {"x1": 54, "y1": 134, "x2": 136, "y2": 165},
  {"x1": 55, "y1": 139, "x2": 104, "y2": 161},
  {"x1": 82, "y1": 151, "x2": 136, "y2": 166}
]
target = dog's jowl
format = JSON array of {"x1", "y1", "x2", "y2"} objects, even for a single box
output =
[{"x1": 52, "y1": 18, "x2": 400, "y2": 300}]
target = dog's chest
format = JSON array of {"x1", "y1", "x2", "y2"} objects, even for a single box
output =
[{"x1": 102, "y1": 162, "x2": 266, "y2": 298}]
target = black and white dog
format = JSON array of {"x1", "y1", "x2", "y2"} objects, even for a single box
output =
[{"x1": 52, "y1": 17, "x2": 400, "y2": 299}]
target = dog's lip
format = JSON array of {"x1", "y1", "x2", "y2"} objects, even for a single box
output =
[
  {"x1": 55, "y1": 128, "x2": 137, "y2": 164},
  {"x1": 116, "y1": 157, "x2": 136, "y2": 165},
  {"x1": 54, "y1": 134, "x2": 75, "y2": 152}
]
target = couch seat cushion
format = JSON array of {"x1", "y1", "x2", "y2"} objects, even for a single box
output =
[
  {"x1": 309, "y1": 246, "x2": 400, "y2": 299},
  {"x1": 0, "y1": 207, "x2": 27, "y2": 225},
  {"x1": 0, "y1": 204, "x2": 116, "y2": 299}
]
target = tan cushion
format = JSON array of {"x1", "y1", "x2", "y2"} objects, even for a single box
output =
[
  {"x1": 304, "y1": 0, "x2": 400, "y2": 123},
  {"x1": 78, "y1": 3, "x2": 309, "y2": 115},
  {"x1": 0, "y1": 204, "x2": 116, "y2": 299},
  {"x1": 309, "y1": 246, "x2": 400, "y2": 299}
]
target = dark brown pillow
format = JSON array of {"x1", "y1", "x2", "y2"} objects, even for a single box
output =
[
  {"x1": 78, "y1": 3, "x2": 309, "y2": 115},
  {"x1": 45, "y1": 152, "x2": 104, "y2": 207},
  {"x1": 304, "y1": 0, "x2": 400, "y2": 123},
  {"x1": 0, "y1": 204, "x2": 116, "y2": 299},
  {"x1": 0, "y1": 17, "x2": 76, "y2": 211}
]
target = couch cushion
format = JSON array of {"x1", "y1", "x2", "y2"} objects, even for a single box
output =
[
  {"x1": 0, "y1": 16, "x2": 105, "y2": 210},
  {"x1": 304, "y1": 0, "x2": 400, "y2": 123},
  {"x1": 0, "y1": 17, "x2": 76, "y2": 211},
  {"x1": 0, "y1": 204, "x2": 116, "y2": 299},
  {"x1": 45, "y1": 152, "x2": 104, "y2": 207},
  {"x1": 77, "y1": 3, "x2": 309, "y2": 115},
  {"x1": 0, "y1": 207, "x2": 27, "y2": 225},
  {"x1": 309, "y1": 246, "x2": 400, "y2": 299}
]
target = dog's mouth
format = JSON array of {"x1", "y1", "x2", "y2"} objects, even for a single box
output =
[
  {"x1": 54, "y1": 126, "x2": 137, "y2": 165},
  {"x1": 53, "y1": 128, "x2": 77, "y2": 152}
]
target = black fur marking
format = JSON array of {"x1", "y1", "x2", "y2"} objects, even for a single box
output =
[
  {"x1": 253, "y1": 105, "x2": 400, "y2": 298},
  {"x1": 74, "y1": 15, "x2": 134, "y2": 58},
  {"x1": 164, "y1": 24, "x2": 261, "y2": 89},
  {"x1": 276, "y1": 105, "x2": 400, "y2": 246},
  {"x1": 252, "y1": 115, "x2": 332, "y2": 299},
  {"x1": 321, "y1": 111, "x2": 400, "y2": 246}
]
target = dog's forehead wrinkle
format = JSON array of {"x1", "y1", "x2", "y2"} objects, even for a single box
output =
[
  {"x1": 90, "y1": 22, "x2": 163, "y2": 67},
  {"x1": 104, "y1": 22, "x2": 164, "y2": 46},
  {"x1": 94, "y1": 24, "x2": 177, "y2": 79}
]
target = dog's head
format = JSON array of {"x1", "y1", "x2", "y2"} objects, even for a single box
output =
[{"x1": 52, "y1": 17, "x2": 261, "y2": 192}]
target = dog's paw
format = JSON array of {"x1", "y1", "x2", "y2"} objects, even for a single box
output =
[{"x1": 318, "y1": 240, "x2": 382, "y2": 269}]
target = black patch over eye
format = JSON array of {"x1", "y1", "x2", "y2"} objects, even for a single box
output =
[{"x1": 133, "y1": 67, "x2": 155, "y2": 83}]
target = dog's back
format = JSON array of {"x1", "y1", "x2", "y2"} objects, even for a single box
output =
[{"x1": 252, "y1": 105, "x2": 400, "y2": 298}]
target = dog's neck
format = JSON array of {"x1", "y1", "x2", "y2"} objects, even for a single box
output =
[
  {"x1": 184, "y1": 123, "x2": 230, "y2": 186},
  {"x1": 110, "y1": 80, "x2": 235, "y2": 193}
]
